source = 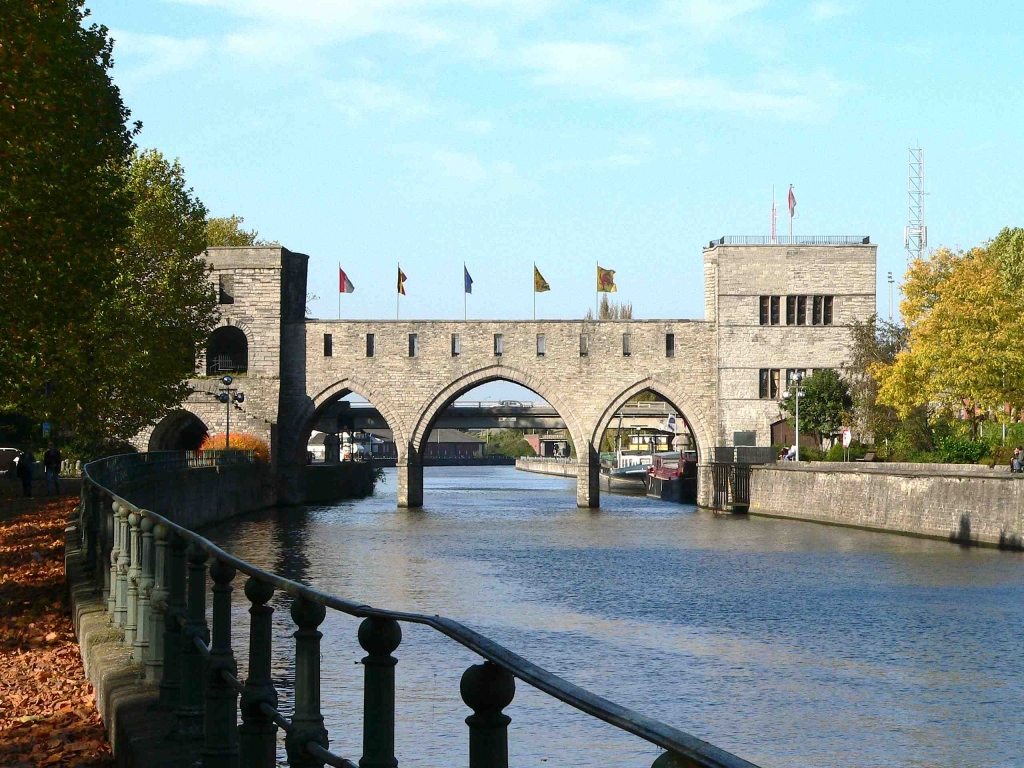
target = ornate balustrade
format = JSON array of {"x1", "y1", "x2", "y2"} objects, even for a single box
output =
[{"x1": 77, "y1": 451, "x2": 761, "y2": 768}]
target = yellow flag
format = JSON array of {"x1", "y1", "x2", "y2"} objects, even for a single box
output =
[
  {"x1": 597, "y1": 265, "x2": 617, "y2": 293},
  {"x1": 397, "y1": 267, "x2": 407, "y2": 295},
  {"x1": 534, "y1": 266, "x2": 550, "y2": 293}
]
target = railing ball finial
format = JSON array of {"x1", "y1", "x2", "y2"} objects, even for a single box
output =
[
  {"x1": 460, "y1": 661, "x2": 515, "y2": 768},
  {"x1": 358, "y1": 616, "x2": 402, "y2": 658}
]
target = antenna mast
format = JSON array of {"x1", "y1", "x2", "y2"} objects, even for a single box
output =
[{"x1": 904, "y1": 147, "x2": 926, "y2": 263}]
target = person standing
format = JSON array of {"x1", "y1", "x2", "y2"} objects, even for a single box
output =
[
  {"x1": 43, "y1": 441, "x2": 62, "y2": 494},
  {"x1": 16, "y1": 448, "x2": 35, "y2": 497}
]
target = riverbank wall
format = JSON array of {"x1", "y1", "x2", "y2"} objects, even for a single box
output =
[
  {"x1": 305, "y1": 462, "x2": 376, "y2": 503},
  {"x1": 515, "y1": 457, "x2": 577, "y2": 477},
  {"x1": 749, "y1": 462, "x2": 1024, "y2": 548}
]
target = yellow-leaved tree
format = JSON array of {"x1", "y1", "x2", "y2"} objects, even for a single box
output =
[{"x1": 874, "y1": 230, "x2": 1024, "y2": 422}]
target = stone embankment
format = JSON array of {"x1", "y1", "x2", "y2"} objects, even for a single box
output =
[
  {"x1": 749, "y1": 462, "x2": 1024, "y2": 548},
  {"x1": 515, "y1": 456, "x2": 578, "y2": 477}
]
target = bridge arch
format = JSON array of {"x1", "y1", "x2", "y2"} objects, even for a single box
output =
[
  {"x1": 407, "y1": 364, "x2": 592, "y2": 506},
  {"x1": 592, "y1": 376, "x2": 714, "y2": 463},
  {"x1": 410, "y1": 364, "x2": 589, "y2": 463},
  {"x1": 297, "y1": 377, "x2": 412, "y2": 466},
  {"x1": 148, "y1": 408, "x2": 209, "y2": 452}
]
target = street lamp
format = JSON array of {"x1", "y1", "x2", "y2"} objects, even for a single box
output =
[
  {"x1": 213, "y1": 375, "x2": 245, "y2": 452},
  {"x1": 782, "y1": 372, "x2": 806, "y2": 461},
  {"x1": 887, "y1": 271, "x2": 894, "y2": 322}
]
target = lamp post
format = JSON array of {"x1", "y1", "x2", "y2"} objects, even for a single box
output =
[
  {"x1": 887, "y1": 271, "x2": 894, "y2": 322},
  {"x1": 783, "y1": 372, "x2": 806, "y2": 461},
  {"x1": 213, "y1": 375, "x2": 245, "y2": 452}
]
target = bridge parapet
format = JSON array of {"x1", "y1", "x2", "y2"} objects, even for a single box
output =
[{"x1": 71, "y1": 452, "x2": 761, "y2": 767}]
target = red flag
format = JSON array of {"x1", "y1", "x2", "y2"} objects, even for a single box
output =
[
  {"x1": 339, "y1": 267, "x2": 355, "y2": 293},
  {"x1": 788, "y1": 185, "x2": 796, "y2": 217}
]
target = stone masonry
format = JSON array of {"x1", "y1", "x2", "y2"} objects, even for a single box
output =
[{"x1": 136, "y1": 240, "x2": 877, "y2": 508}]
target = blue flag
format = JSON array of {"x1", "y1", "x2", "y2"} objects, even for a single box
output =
[{"x1": 464, "y1": 265, "x2": 473, "y2": 294}]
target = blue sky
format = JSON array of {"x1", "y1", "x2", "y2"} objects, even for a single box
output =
[{"x1": 89, "y1": 0, "x2": 1024, "y2": 325}]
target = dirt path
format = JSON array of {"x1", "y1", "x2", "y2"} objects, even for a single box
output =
[{"x1": 0, "y1": 494, "x2": 113, "y2": 767}]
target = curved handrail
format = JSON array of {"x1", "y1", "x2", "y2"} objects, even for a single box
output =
[{"x1": 83, "y1": 453, "x2": 760, "y2": 768}]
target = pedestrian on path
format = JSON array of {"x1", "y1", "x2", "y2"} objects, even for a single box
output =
[
  {"x1": 16, "y1": 448, "x2": 35, "y2": 497},
  {"x1": 43, "y1": 441, "x2": 62, "y2": 494}
]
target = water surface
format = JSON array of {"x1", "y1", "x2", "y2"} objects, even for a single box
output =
[{"x1": 206, "y1": 466, "x2": 1024, "y2": 768}]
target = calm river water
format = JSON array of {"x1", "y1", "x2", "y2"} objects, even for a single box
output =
[{"x1": 205, "y1": 466, "x2": 1024, "y2": 768}]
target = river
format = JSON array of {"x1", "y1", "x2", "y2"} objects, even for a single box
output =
[{"x1": 205, "y1": 466, "x2": 1024, "y2": 768}]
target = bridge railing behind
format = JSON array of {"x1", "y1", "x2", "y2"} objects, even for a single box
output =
[{"x1": 76, "y1": 452, "x2": 761, "y2": 768}]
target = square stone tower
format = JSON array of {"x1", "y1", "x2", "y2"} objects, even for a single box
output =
[{"x1": 703, "y1": 237, "x2": 877, "y2": 447}]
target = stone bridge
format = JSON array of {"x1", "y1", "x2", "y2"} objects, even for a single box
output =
[{"x1": 135, "y1": 240, "x2": 876, "y2": 508}]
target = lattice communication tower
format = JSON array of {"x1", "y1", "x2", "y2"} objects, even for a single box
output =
[{"x1": 904, "y1": 147, "x2": 927, "y2": 263}]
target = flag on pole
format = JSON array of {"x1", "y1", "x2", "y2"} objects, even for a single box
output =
[
  {"x1": 339, "y1": 267, "x2": 355, "y2": 293},
  {"x1": 664, "y1": 414, "x2": 678, "y2": 434},
  {"x1": 397, "y1": 267, "x2": 407, "y2": 295},
  {"x1": 534, "y1": 266, "x2": 550, "y2": 293},
  {"x1": 597, "y1": 265, "x2": 617, "y2": 293},
  {"x1": 464, "y1": 266, "x2": 473, "y2": 294},
  {"x1": 788, "y1": 185, "x2": 797, "y2": 218}
]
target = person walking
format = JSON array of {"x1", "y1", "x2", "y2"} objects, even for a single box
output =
[
  {"x1": 16, "y1": 448, "x2": 35, "y2": 497},
  {"x1": 43, "y1": 441, "x2": 62, "y2": 494}
]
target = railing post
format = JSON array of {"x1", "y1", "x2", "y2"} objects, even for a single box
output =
[
  {"x1": 133, "y1": 515, "x2": 155, "y2": 663},
  {"x1": 178, "y1": 542, "x2": 209, "y2": 739},
  {"x1": 203, "y1": 559, "x2": 239, "y2": 768},
  {"x1": 358, "y1": 617, "x2": 402, "y2": 768},
  {"x1": 240, "y1": 578, "x2": 278, "y2": 768},
  {"x1": 147, "y1": 522, "x2": 169, "y2": 683},
  {"x1": 460, "y1": 661, "x2": 515, "y2": 768},
  {"x1": 115, "y1": 502, "x2": 130, "y2": 629},
  {"x1": 107, "y1": 499, "x2": 120, "y2": 616},
  {"x1": 285, "y1": 597, "x2": 329, "y2": 768},
  {"x1": 125, "y1": 511, "x2": 141, "y2": 646},
  {"x1": 160, "y1": 531, "x2": 188, "y2": 710}
]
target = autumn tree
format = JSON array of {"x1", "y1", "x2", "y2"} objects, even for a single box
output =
[
  {"x1": 73, "y1": 149, "x2": 219, "y2": 451},
  {"x1": 206, "y1": 215, "x2": 275, "y2": 247},
  {"x1": 848, "y1": 314, "x2": 909, "y2": 438},
  {"x1": 0, "y1": 1, "x2": 136, "y2": 435},
  {"x1": 874, "y1": 244, "x2": 1024, "y2": 423}
]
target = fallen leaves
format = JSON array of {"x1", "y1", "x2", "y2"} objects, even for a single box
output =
[{"x1": 0, "y1": 494, "x2": 113, "y2": 767}]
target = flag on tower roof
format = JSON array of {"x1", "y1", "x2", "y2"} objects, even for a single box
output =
[
  {"x1": 339, "y1": 267, "x2": 355, "y2": 294},
  {"x1": 597, "y1": 265, "x2": 617, "y2": 293},
  {"x1": 397, "y1": 267, "x2": 407, "y2": 295}
]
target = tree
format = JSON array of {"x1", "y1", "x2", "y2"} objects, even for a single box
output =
[
  {"x1": 68, "y1": 149, "x2": 219, "y2": 451},
  {"x1": 585, "y1": 295, "x2": 633, "y2": 320},
  {"x1": 874, "y1": 244, "x2": 1024, "y2": 423},
  {"x1": 0, "y1": 1, "x2": 137, "y2": 437},
  {"x1": 206, "y1": 215, "x2": 275, "y2": 247},
  {"x1": 779, "y1": 369, "x2": 852, "y2": 440},
  {"x1": 484, "y1": 429, "x2": 536, "y2": 457},
  {"x1": 848, "y1": 314, "x2": 909, "y2": 440}
]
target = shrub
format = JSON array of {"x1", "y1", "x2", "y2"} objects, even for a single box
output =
[
  {"x1": 935, "y1": 435, "x2": 987, "y2": 464},
  {"x1": 201, "y1": 433, "x2": 270, "y2": 462},
  {"x1": 824, "y1": 440, "x2": 869, "y2": 462}
]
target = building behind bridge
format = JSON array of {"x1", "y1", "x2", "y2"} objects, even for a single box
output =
[{"x1": 133, "y1": 236, "x2": 876, "y2": 506}]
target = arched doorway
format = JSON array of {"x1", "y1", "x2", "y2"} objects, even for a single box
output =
[
  {"x1": 206, "y1": 326, "x2": 248, "y2": 375},
  {"x1": 149, "y1": 410, "x2": 209, "y2": 452}
]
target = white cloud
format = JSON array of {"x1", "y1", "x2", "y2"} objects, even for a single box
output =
[
  {"x1": 811, "y1": 2, "x2": 854, "y2": 20},
  {"x1": 110, "y1": 30, "x2": 209, "y2": 83},
  {"x1": 432, "y1": 150, "x2": 488, "y2": 182},
  {"x1": 456, "y1": 119, "x2": 495, "y2": 134},
  {"x1": 322, "y1": 78, "x2": 433, "y2": 122}
]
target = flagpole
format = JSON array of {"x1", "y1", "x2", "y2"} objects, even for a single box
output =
[
  {"x1": 397, "y1": 262, "x2": 400, "y2": 320},
  {"x1": 338, "y1": 262, "x2": 341, "y2": 319},
  {"x1": 595, "y1": 261, "x2": 598, "y2": 319},
  {"x1": 533, "y1": 262, "x2": 536, "y2": 321},
  {"x1": 464, "y1": 262, "x2": 467, "y2": 321}
]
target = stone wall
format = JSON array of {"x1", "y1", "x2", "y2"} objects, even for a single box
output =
[
  {"x1": 515, "y1": 457, "x2": 578, "y2": 477},
  {"x1": 749, "y1": 462, "x2": 1024, "y2": 547}
]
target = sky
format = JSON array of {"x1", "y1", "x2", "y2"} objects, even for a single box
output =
[{"x1": 88, "y1": 0, "x2": 1024, "y2": 329}]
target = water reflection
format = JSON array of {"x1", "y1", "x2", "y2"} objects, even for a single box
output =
[{"x1": 206, "y1": 466, "x2": 1024, "y2": 768}]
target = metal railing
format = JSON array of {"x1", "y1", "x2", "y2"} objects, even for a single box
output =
[
  {"x1": 76, "y1": 451, "x2": 761, "y2": 768},
  {"x1": 707, "y1": 236, "x2": 870, "y2": 247}
]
